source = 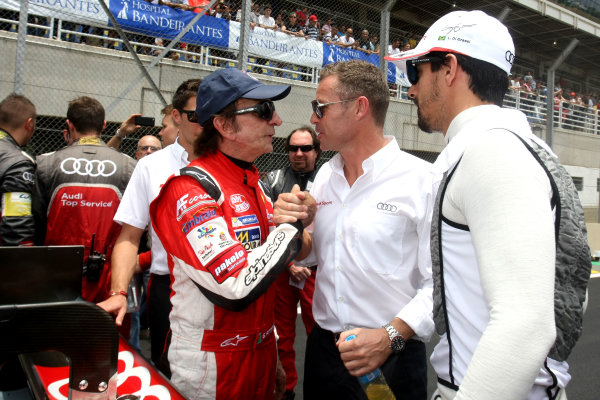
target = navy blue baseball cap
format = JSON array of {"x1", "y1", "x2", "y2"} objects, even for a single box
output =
[{"x1": 196, "y1": 69, "x2": 291, "y2": 125}]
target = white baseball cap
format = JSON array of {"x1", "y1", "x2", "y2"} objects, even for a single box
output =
[{"x1": 386, "y1": 10, "x2": 515, "y2": 75}]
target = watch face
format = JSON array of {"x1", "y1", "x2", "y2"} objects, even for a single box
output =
[{"x1": 390, "y1": 335, "x2": 405, "y2": 353}]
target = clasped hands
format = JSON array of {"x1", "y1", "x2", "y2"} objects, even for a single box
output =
[{"x1": 273, "y1": 184, "x2": 316, "y2": 228}]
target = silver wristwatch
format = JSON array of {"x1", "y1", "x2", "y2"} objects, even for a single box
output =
[{"x1": 383, "y1": 323, "x2": 406, "y2": 354}]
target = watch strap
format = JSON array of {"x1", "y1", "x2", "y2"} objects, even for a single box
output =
[{"x1": 383, "y1": 323, "x2": 405, "y2": 353}]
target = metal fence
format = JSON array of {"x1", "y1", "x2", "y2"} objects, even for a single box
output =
[
  {"x1": 0, "y1": 0, "x2": 427, "y2": 171},
  {"x1": 1, "y1": 1, "x2": 599, "y2": 176}
]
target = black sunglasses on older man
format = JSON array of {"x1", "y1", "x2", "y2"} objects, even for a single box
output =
[
  {"x1": 234, "y1": 100, "x2": 275, "y2": 121},
  {"x1": 287, "y1": 144, "x2": 314, "y2": 152}
]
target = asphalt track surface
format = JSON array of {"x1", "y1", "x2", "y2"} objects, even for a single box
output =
[
  {"x1": 291, "y1": 275, "x2": 600, "y2": 400},
  {"x1": 139, "y1": 275, "x2": 599, "y2": 399}
]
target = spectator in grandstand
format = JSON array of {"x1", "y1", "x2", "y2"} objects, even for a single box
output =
[
  {"x1": 520, "y1": 76, "x2": 536, "y2": 122},
  {"x1": 149, "y1": 67, "x2": 296, "y2": 400},
  {"x1": 321, "y1": 17, "x2": 333, "y2": 35},
  {"x1": 338, "y1": 24, "x2": 346, "y2": 37},
  {"x1": 0, "y1": 93, "x2": 37, "y2": 247},
  {"x1": 304, "y1": 15, "x2": 320, "y2": 40},
  {"x1": 407, "y1": 32, "x2": 417, "y2": 49},
  {"x1": 396, "y1": 10, "x2": 588, "y2": 399},
  {"x1": 275, "y1": 11, "x2": 286, "y2": 31},
  {"x1": 158, "y1": 105, "x2": 179, "y2": 146},
  {"x1": 339, "y1": 27, "x2": 355, "y2": 47},
  {"x1": 263, "y1": 126, "x2": 320, "y2": 400},
  {"x1": 250, "y1": 2, "x2": 261, "y2": 29},
  {"x1": 296, "y1": 5, "x2": 308, "y2": 27},
  {"x1": 320, "y1": 24, "x2": 331, "y2": 42},
  {"x1": 98, "y1": 79, "x2": 203, "y2": 377},
  {"x1": 538, "y1": 82, "x2": 548, "y2": 98},
  {"x1": 326, "y1": 24, "x2": 341, "y2": 44},
  {"x1": 212, "y1": 0, "x2": 232, "y2": 20},
  {"x1": 354, "y1": 29, "x2": 375, "y2": 53},
  {"x1": 282, "y1": 12, "x2": 305, "y2": 37},
  {"x1": 524, "y1": 71, "x2": 537, "y2": 91},
  {"x1": 402, "y1": 41, "x2": 411, "y2": 51},
  {"x1": 389, "y1": 37, "x2": 402, "y2": 56},
  {"x1": 259, "y1": 4, "x2": 277, "y2": 30},
  {"x1": 509, "y1": 74, "x2": 521, "y2": 93},
  {"x1": 106, "y1": 113, "x2": 143, "y2": 150},
  {"x1": 371, "y1": 34, "x2": 380, "y2": 53},
  {"x1": 235, "y1": 2, "x2": 242, "y2": 21},
  {"x1": 553, "y1": 87, "x2": 568, "y2": 126},
  {"x1": 34, "y1": 96, "x2": 137, "y2": 311},
  {"x1": 572, "y1": 93, "x2": 586, "y2": 130}
]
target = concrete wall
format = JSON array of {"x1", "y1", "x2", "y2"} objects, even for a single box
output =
[{"x1": 2, "y1": 31, "x2": 598, "y2": 219}]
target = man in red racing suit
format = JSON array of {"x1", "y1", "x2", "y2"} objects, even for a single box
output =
[{"x1": 150, "y1": 68, "x2": 308, "y2": 400}]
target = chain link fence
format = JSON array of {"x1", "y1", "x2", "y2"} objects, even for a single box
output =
[
  {"x1": 0, "y1": 0, "x2": 427, "y2": 167},
  {"x1": 1, "y1": 1, "x2": 599, "y2": 221}
]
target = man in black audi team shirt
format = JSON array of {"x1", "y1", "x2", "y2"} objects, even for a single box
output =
[{"x1": 0, "y1": 93, "x2": 37, "y2": 247}]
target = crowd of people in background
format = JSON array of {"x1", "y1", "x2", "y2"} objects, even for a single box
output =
[
  {"x1": 0, "y1": 2, "x2": 417, "y2": 63},
  {"x1": 507, "y1": 71, "x2": 600, "y2": 130},
  {"x1": 2, "y1": 2, "x2": 600, "y2": 122}
]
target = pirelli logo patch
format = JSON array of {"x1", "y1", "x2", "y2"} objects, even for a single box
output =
[{"x1": 2, "y1": 192, "x2": 32, "y2": 217}]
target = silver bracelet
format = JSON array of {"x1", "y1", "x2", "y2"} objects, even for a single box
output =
[{"x1": 115, "y1": 129, "x2": 125, "y2": 139}]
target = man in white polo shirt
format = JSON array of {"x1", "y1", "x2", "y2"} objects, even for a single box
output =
[{"x1": 98, "y1": 79, "x2": 203, "y2": 375}]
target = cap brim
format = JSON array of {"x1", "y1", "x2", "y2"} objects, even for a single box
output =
[
  {"x1": 385, "y1": 46, "x2": 469, "y2": 77},
  {"x1": 242, "y1": 84, "x2": 291, "y2": 101},
  {"x1": 385, "y1": 45, "x2": 466, "y2": 62}
]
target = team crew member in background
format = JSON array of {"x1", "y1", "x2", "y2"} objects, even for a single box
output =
[
  {"x1": 99, "y1": 79, "x2": 203, "y2": 376},
  {"x1": 0, "y1": 93, "x2": 37, "y2": 246},
  {"x1": 275, "y1": 60, "x2": 434, "y2": 399},
  {"x1": 264, "y1": 126, "x2": 320, "y2": 400},
  {"x1": 389, "y1": 10, "x2": 590, "y2": 399},
  {"x1": 149, "y1": 68, "x2": 307, "y2": 400},
  {"x1": 34, "y1": 96, "x2": 136, "y2": 310}
]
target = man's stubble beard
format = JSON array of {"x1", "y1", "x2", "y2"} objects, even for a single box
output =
[{"x1": 415, "y1": 74, "x2": 441, "y2": 134}]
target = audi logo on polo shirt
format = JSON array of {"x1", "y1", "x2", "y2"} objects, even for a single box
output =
[
  {"x1": 60, "y1": 157, "x2": 117, "y2": 177},
  {"x1": 377, "y1": 202, "x2": 397, "y2": 212}
]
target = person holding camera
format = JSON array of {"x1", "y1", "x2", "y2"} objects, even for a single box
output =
[{"x1": 34, "y1": 96, "x2": 136, "y2": 309}]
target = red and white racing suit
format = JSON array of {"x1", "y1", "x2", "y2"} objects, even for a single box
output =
[
  {"x1": 149, "y1": 150, "x2": 303, "y2": 400},
  {"x1": 35, "y1": 137, "x2": 136, "y2": 303}
]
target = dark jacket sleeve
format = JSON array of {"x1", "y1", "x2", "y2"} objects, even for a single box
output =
[{"x1": 0, "y1": 160, "x2": 36, "y2": 246}]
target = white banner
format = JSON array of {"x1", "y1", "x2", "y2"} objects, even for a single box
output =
[
  {"x1": 0, "y1": 0, "x2": 109, "y2": 25},
  {"x1": 228, "y1": 21, "x2": 323, "y2": 68}
]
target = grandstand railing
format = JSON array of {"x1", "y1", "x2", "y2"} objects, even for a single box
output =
[{"x1": 3, "y1": 11, "x2": 600, "y2": 137}]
